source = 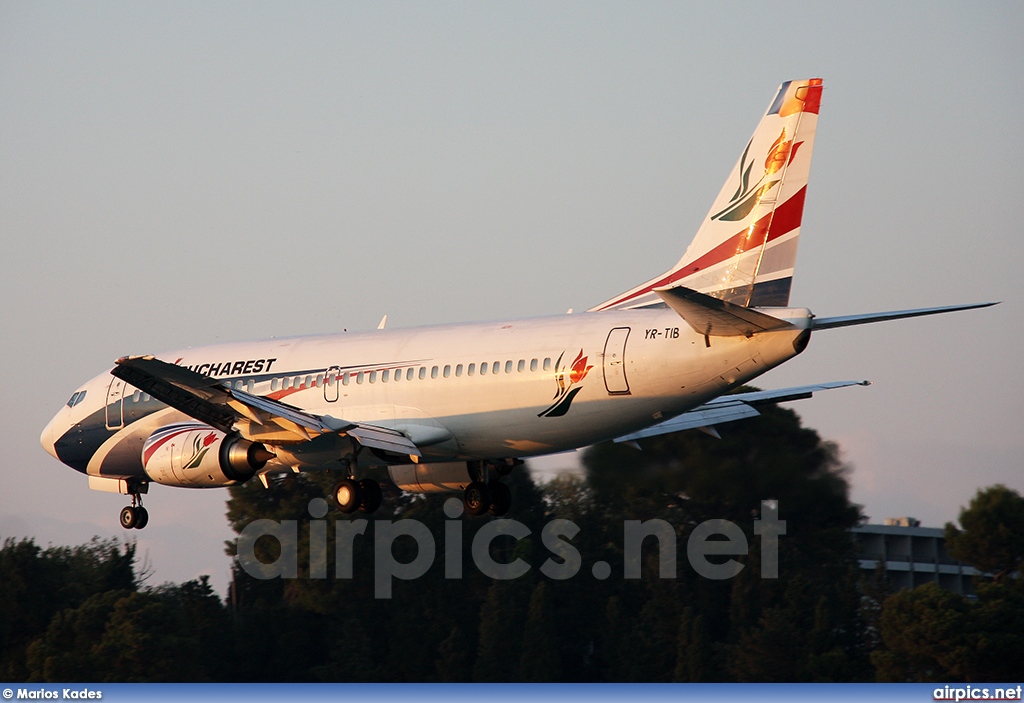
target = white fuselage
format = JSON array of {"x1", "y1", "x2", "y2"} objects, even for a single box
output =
[{"x1": 42, "y1": 307, "x2": 811, "y2": 483}]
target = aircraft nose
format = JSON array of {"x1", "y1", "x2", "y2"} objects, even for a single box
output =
[{"x1": 40, "y1": 411, "x2": 61, "y2": 460}]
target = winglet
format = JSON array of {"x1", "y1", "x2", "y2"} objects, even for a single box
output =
[{"x1": 654, "y1": 285, "x2": 796, "y2": 337}]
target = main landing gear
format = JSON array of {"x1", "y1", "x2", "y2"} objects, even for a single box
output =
[
  {"x1": 332, "y1": 477, "x2": 383, "y2": 514},
  {"x1": 462, "y1": 481, "x2": 512, "y2": 517},
  {"x1": 462, "y1": 460, "x2": 517, "y2": 517},
  {"x1": 119, "y1": 493, "x2": 149, "y2": 530},
  {"x1": 332, "y1": 453, "x2": 383, "y2": 514}
]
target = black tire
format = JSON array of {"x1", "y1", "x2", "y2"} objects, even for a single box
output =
[
  {"x1": 334, "y1": 479, "x2": 362, "y2": 513},
  {"x1": 119, "y1": 506, "x2": 138, "y2": 530},
  {"x1": 134, "y1": 507, "x2": 149, "y2": 530},
  {"x1": 359, "y1": 479, "x2": 383, "y2": 514},
  {"x1": 463, "y1": 481, "x2": 491, "y2": 516},
  {"x1": 488, "y1": 482, "x2": 512, "y2": 517}
]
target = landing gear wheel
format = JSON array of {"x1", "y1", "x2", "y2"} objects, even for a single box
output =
[
  {"x1": 133, "y1": 507, "x2": 150, "y2": 530},
  {"x1": 334, "y1": 478, "x2": 362, "y2": 513},
  {"x1": 488, "y1": 482, "x2": 512, "y2": 517},
  {"x1": 358, "y1": 479, "x2": 382, "y2": 514},
  {"x1": 119, "y1": 506, "x2": 139, "y2": 530},
  {"x1": 463, "y1": 481, "x2": 491, "y2": 516}
]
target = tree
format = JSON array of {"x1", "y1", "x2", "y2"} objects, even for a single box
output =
[
  {"x1": 519, "y1": 582, "x2": 562, "y2": 681},
  {"x1": 581, "y1": 399, "x2": 867, "y2": 681},
  {"x1": 473, "y1": 577, "x2": 523, "y2": 682},
  {"x1": 435, "y1": 625, "x2": 472, "y2": 681},
  {"x1": 945, "y1": 484, "x2": 1024, "y2": 580},
  {"x1": 0, "y1": 537, "x2": 137, "y2": 680}
]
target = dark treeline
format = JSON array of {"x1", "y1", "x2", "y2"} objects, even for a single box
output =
[{"x1": 3, "y1": 404, "x2": 1022, "y2": 682}]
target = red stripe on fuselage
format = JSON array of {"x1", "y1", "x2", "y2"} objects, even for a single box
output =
[{"x1": 142, "y1": 427, "x2": 194, "y2": 467}]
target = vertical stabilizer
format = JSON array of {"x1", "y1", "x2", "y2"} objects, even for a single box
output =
[{"x1": 591, "y1": 78, "x2": 822, "y2": 312}]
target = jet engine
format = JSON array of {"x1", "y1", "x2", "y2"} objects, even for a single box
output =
[{"x1": 142, "y1": 423, "x2": 274, "y2": 488}]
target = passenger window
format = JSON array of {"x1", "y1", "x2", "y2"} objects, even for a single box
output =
[
  {"x1": 431, "y1": 366, "x2": 439, "y2": 379},
  {"x1": 271, "y1": 378, "x2": 279, "y2": 391},
  {"x1": 382, "y1": 370, "x2": 390, "y2": 382},
  {"x1": 304, "y1": 375, "x2": 312, "y2": 388},
  {"x1": 247, "y1": 380, "x2": 254, "y2": 393},
  {"x1": 419, "y1": 367, "x2": 427, "y2": 380},
  {"x1": 316, "y1": 374, "x2": 324, "y2": 386},
  {"x1": 505, "y1": 360, "x2": 513, "y2": 374},
  {"x1": 493, "y1": 361, "x2": 500, "y2": 374},
  {"x1": 357, "y1": 371, "x2": 365, "y2": 384},
  {"x1": 342, "y1": 373, "x2": 350, "y2": 386},
  {"x1": 282, "y1": 378, "x2": 291, "y2": 390},
  {"x1": 443, "y1": 365, "x2": 451, "y2": 378},
  {"x1": 455, "y1": 364, "x2": 463, "y2": 377},
  {"x1": 142, "y1": 393, "x2": 150, "y2": 402},
  {"x1": 517, "y1": 359, "x2": 525, "y2": 372},
  {"x1": 369, "y1": 371, "x2": 377, "y2": 383},
  {"x1": 468, "y1": 363, "x2": 475, "y2": 376},
  {"x1": 132, "y1": 390, "x2": 141, "y2": 402},
  {"x1": 293, "y1": 376, "x2": 302, "y2": 388},
  {"x1": 480, "y1": 362, "x2": 487, "y2": 376},
  {"x1": 407, "y1": 368, "x2": 414, "y2": 381},
  {"x1": 543, "y1": 358, "x2": 552, "y2": 371},
  {"x1": 530, "y1": 359, "x2": 538, "y2": 371}
]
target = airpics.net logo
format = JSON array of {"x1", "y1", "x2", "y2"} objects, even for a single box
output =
[{"x1": 235, "y1": 499, "x2": 786, "y2": 598}]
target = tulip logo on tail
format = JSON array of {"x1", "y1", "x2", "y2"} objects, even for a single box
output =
[
  {"x1": 539, "y1": 350, "x2": 593, "y2": 418},
  {"x1": 712, "y1": 128, "x2": 800, "y2": 222}
]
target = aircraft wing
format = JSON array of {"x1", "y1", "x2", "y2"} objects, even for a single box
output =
[
  {"x1": 613, "y1": 380, "x2": 870, "y2": 443},
  {"x1": 110, "y1": 355, "x2": 421, "y2": 456}
]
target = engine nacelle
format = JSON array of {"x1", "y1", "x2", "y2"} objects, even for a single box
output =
[
  {"x1": 142, "y1": 423, "x2": 273, "y2": 488},
  {"x1": 387, "y1": 462, "x2": 473, "y2": 494}
]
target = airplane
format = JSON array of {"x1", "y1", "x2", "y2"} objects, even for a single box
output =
[{"x1": 40, "y1": 78, "x2": 995, "y2": 529}]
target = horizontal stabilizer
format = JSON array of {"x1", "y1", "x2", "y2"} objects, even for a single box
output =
[
  {"x1": 655, "y1": 286, "x2": 796, "y2": 337},
  {"x1": 811, "y1": 302, "x2": 998, "y2": 330},
  {"x1": 614, "y1": 380, "x2": 869, "y2": 443}
]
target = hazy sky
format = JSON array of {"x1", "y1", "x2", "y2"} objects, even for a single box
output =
[{"x1": 2, "y1": 1, "x2": 1021, "y2": 595}]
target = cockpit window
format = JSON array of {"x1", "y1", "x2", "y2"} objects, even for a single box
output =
[{"x1": 66, "y1": 390, "x2": 87, "y2": 408}]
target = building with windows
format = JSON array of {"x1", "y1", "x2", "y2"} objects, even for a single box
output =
[{"x1": 852, "y1": 519, "x2": 981, "y2": 595}]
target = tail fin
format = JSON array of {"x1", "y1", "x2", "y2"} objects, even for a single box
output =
[{"x1": 590, "y1": 78, "x2": 822, "y2": 312}]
